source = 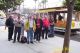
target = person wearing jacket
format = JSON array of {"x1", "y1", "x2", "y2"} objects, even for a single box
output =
[
  {"x1": 5, "y1": 15, "x2": 14, "y2": 41},
  {"x1": 20, "y1": 17, "x2": 25, "y2": 41},
  {"x1": 35, "y1": 15, "x2": 43, "y2": 42},
  {"x1": 33, "y1": 15, "x2": 37, "y2": 40},
  {"x1": 13, "y1": 15, "x2": 22, "y2": 43},
  {"x1": 25, "y1": 15, "x2": 36, "y2": 44},
  {"x1": 48, "y1": 15, "x2": 54, "y2": 37},
  {"x1": 42, "y1": 15, "x2": 50, "y2": 39}
]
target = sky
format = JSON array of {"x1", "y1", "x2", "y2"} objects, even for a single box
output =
[{"x1": 20, "y1": 0, "x2": 64, "y2": 9}]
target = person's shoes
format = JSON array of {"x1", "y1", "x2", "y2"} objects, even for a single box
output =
[
  {"x1": 13, "y1": 41, "x2": 16, "y2": 43},
  {"x1": 10, "y1": 38, "x2": 13, "y2": 40},
  {"x1": 27, "y1": 41, "x2": 29, "y2": 44},
  {"x1": 30, "y1": 41, "x2": 34, "y2": 44},
  {"x1": 45, "y1": 37, "x2": 48, "y2": 39},
  {"x1": 38, "y1": 41, "x2": 40, "y2": 43},
  {"x1": 8, "y1": 39, "x2": 11, "y2": 41},
  {"x1": 17, "y1": 40, "x2": 20, "y2": 42},
  {"x1": 42, "y1": 37, "x2": 44, "y2": 39}
]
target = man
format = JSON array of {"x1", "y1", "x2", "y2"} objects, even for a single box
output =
[{"x1": 5, "y1": 15, "x2": 14, "y2": 41}]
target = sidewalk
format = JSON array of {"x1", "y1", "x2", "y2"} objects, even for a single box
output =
[{"x1": 0, "y1": 26, "x2": 80, "y2": 53}]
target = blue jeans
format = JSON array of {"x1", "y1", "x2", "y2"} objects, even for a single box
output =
[
  {"x1": 27, "y1": 28, "x2": 33, "y2": 42},
  {"x1": 13, "y1": 27, "x2": 21, "y2": 42},
  {"x1": 49, "y1": 25, "x2": 54, "y2": 34}
]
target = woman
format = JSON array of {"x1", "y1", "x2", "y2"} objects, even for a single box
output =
[
  {"x1": 48, "y1": 15, "x2": 54, "y2": 37},
  {"x1": 42, "y1": 15, "x2": 50, "y2": 39},
  {"x1": 20, "y1": 17, "x2": 25, "y2": 41},
  {"x1": 25, "y1": 15, "x2": 36, "y2": 44},
  {"x1": 13, "y1": 14, "x2": 22, "y2": 43},
  {"x1": 35, "y1": 14, "x2": 43, "y2": 42}
]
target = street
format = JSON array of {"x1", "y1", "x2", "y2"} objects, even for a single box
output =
[{"x1": 0, "y1": 26, "x2": 80, "y2": 53}]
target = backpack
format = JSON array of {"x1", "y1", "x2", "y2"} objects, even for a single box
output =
[
  {"x1": 20, "y1": 36, "x2": 27, "y2": 43},
  {"x1": 48, "y1": 34, "x2": 54, "y2": 37}
]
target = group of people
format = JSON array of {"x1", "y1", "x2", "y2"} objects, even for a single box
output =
[{"x1": 5, "y1": 13, "x2": 54, "y2": 44}]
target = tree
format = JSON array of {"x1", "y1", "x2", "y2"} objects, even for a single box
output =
[
  {"x1": 0, "y1": 0, "x2": 23, "y2": 18},
  {"x1": 33, "y1": 0, "x2": 37, "y2": 10},
  {"x1": 38, "y1": 2, "x2": 42, "y2": 9},
  {"x1": 63, "y1": 0, "x2": 67, "y2": 7},
  {"x1": 22, "y1": 8, "x2": 33, "y2": 14},
  {"x1": 41, "y1": 0, "x2": 48, "y2": 8},
  {"x1": 63, "y1": 0, "x2": 80, "y2": 11},
  {"x1": 0, "y1": 0, "x2": 23, "y2": 11},
  {"x1": 63, "y1": 0, "x2": 80, "y2": 21},
  {"x1": 74, "y1": 0, "x2": 80, "y2": 21},
  {"x1": 62, "y1": 0, "x2": 75, "y2": 53},
  {"x1": 74, "y1": 0, "x2": 80, "y2": 11}
]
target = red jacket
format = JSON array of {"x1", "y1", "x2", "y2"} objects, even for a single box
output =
[{"x1": 43, "y1": 18, "x2": 50, "y2": 28}]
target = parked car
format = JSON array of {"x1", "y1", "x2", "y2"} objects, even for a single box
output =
[{"x1": 0, "y1": 18, "x2": 6, "y2": 26}]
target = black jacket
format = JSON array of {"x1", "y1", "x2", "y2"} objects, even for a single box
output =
[
  {"x1": 35, "y1": 19, "x2": 43, "y2": 29},
  {"x1": 5, "y1": 17, "x2": 14, "y2": 27}
]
